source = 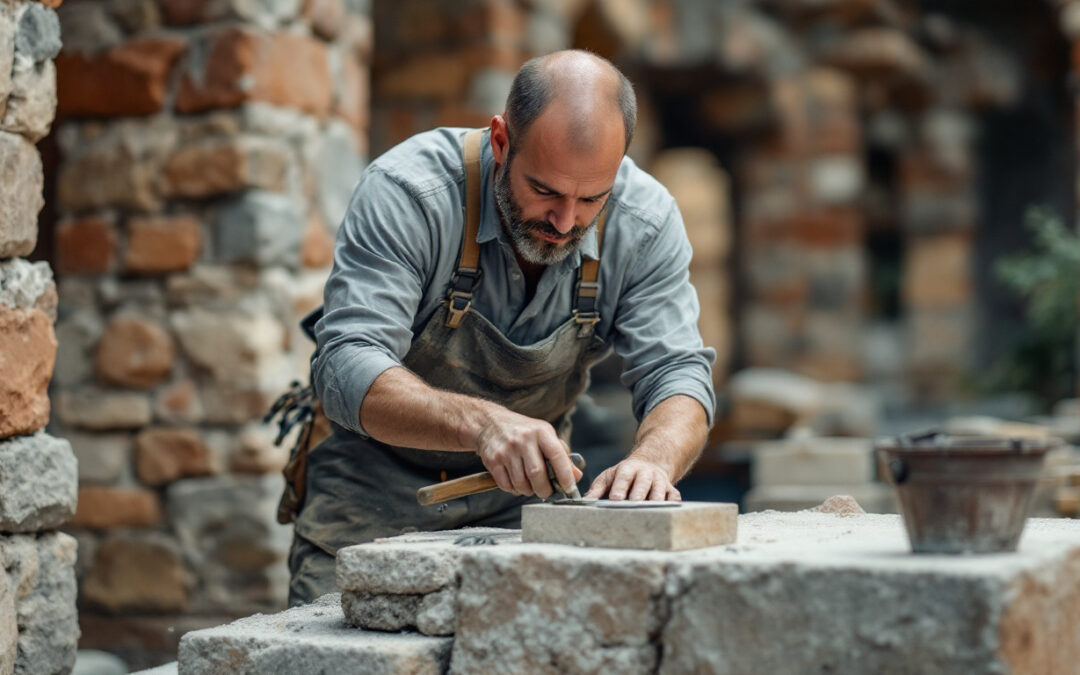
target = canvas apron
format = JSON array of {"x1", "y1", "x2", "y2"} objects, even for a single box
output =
[{"x1": 289, "y1": 129, "x2": 612, "y2": 604}]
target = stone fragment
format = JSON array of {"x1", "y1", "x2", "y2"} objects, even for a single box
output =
[
  {"x1": 55, "y1": 37, "x2": 186, "y2": 117},
  {"x1": 63, "y1": 430, "x2": 130, "y2": 484},
  {"x1": 14, "y1": 4, "x2": 61, "y2": 63},
  {"x1": 0, "y1": 548, "x2": 16, "y2": 675},
  {"x1": 175, "y1": 28, "x2": 332, "y2": 116},
  {"x1": 161, "y1": 137, "x2": 290, "y2": 198},
  {"x1": 82, "y1": 534, "x2": 189, "y2": 612},
  {"x1": 213, "y1": 190, "x2": 304, "y2": 267},
  {"x1": 14, "y1": 532, "x2": 78, "y2": 675},
  {"x1": 124, "y1": 215, "x2": 202, "y2": 275},
  {"x1": 804, "y1": 494, "x2": 866, "y2": 515},
  {"x1": 178, "y1": 593, "x2": 452, "y2": 674},
  {"x1": 0, "y1": 435, "x2": 75, "y2": 532},
  {"x1": 71, "y1": 486, "x2": 162, "y2": 529},
  {"x1": 55, "y1": 388, "x2": 152, "y2": 430},
  {"x1": 452, "y1": 546, "x2": 666, "y2": 674},
  {"x1": 55, "y1": 217, "x2": 118, "y2": 276},
  {"x1": 0, "y1": 260, "x2": 55, "y2": 313},
  {"x1": 171, "y1": 308, "x2": 286, "y2": 386},
  {"x1": 1, "y1": 58, "x2": 56, "y2": 142},
  {"x1": 752, "y1": 437, "x2": 874, "y2": 486},
  {"x1": 341, "y1": 591, "x2": 421, "y2": 632},
  {"x1": 0, "y1": 307, "x2": 55, "y2": 437},
  {"x1": 0, "y1": 131, "x2": 43, "y2": 258},
  {"x1": 135, "y1": 427, "x2": 216, "y2": 486},
  {"x1": 93, "y1": 314, "x2": 175, "y2": 389},
  {"x1": 521, "y1": 502, "x2": 738, "y2": 551},
  {"x1": 743, "y1": 482, "x2": 896, "y2": 514}
]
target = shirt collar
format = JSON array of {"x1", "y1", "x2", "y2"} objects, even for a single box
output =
[{"x1": 476, "y1": 130, "x2": 600, "y2": 265}]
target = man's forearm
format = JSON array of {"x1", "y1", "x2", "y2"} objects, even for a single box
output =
[{"x1": 628, "y1": 394, "x2": 709, "y2": 482}]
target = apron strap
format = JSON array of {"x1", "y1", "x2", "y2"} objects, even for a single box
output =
[
  {"x1": 446, "y1": 128, "x2": 485, "y2": 328},
  {"x1": 572, "y1": 206, "x2": 608, "y2": 338}
]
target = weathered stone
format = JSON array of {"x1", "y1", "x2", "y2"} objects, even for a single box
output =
[
  {"x1": 166, "y1": 475, "x2": 291, "y2": 613},
  {"x1": 124, "y1": 215, "x2": 202, "y2": 275},
  {"x1": 178, "y1": 593, "x2": 452, "y2": 674},
  {"x1": 752, "y1": 437, "x2": 874, "y2": 486},
  {"x1": 0, "y1": 131, "x2": 43, "y2": 258},
  {"x1": 54, "y1": 217, "x2": 118, "y2": 276},
  {"x1": 82, "y1": 534, "x2": 189, "y2": 613},
  {"x1": 522, "y1": 502, "x2": 738, "y2": 552},
  {"x1": 135, "y1": 427, "x2": 216, "y2": 486},
  {"x1": 415, "y1": 587, "x2": 455, "y2": 636},
  {"x1": 0, "y1": 307, "x2": 55, "y2": 437},
  {"x1": 161, "y1": 137, "x2": 291, "y2": 198},
  {"x1": 0, "y1": 260, "x2": 54, "y2": 313},
  {"x1": 213, "y1": 190, "x2": 304, "y2": 268},
  {"x1": 341, "y1": 591, "x2": 422, "y2": 631},
  {"x1": 153, "y1": 379, "x2": 205, "y2": 425},
  {"x1": 55, "y1": 388, "x2": 152, "y2": 430},
  {"x1": 0, "y1": 9, "x2": 14, "y2": 118},
  {"x1": 175, "y1": 28, "x2": 331, "y2": 117},
  {"x1": 0, "y1": 545, "x2": 16, "y2": 675},
  {"x1": 64, "y1": 430, "x2": 130, "y2": 484},
  {"x1": 336, "y1": 542, "x2": 460, "y2": 595},
  {"x1": 93, "y1": 314, "x2": 175, "y2": 389},
  {"x1": 171, "y1": 308, "x2": 286, "y2": 386},
  {"x1": 229, "y1": 424, "x2": 286, "y2": 474},
  {"x1": 14, "y1": 4, "x2": 61, "y2": 63},
  {"x1": 55, "y1": 37, "x2": 187, "y2": 117},
  {"x1": 0, "y1": 534, "x2": 38, "y2": 602},
  {"x1": 452, "y1": 546, "x2": 667, "y2": 674},
  {"x1": 14, "y1": 532, "x2": 78, "y2": 675},
  {"x1": 70, "y1": 486, "x2": 162, "y2": 529},
  {"x1": 2, "y1": 58, "x2": 56, "y2": 142}
]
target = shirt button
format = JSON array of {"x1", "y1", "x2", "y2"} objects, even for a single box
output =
[{"x1": 511, "y1": 272, "x2": 521, "y2": 281}]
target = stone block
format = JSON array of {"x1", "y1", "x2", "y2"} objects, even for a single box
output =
[
  {"x1": 658, "y1": 513, "x2": 1080, "y2": 675},
  {"x1": 178, "y1": 593, "x2": 452, "y2": 674},
  {"x1": 71, "y1": 486, "x2": 162, "y2": 529},
  {"x1": 55, "y1": 37, "x2": 186, "y2": 117},
  {"x1": 135, "y1": 427, "x2": 217, "y2": 486},
  {"x1": 14, "y1": 4, "x2": 61, "y2": 64},
  {"x1": 0, "y1": 546, "x2": 16, "y2": 674},
  {"x1": 0, "y1": 260, "x2": 55, "y2": 318},
  {"x1": 64, "y1": 430, "x2": 130, "y2": 484},
  {"x1": 81, "y1": 533, "x2": 190, "y2": 613},
  {"x1": 752, "y1": 437, "x2": 874, "y2": 486},
  {"x1": 743, "y1": 483, "x2": 896, "y2": 514},
  {"x1": 153, "y1": 379, "x2": 205, "y2": 425},
  {"x1": 124, "y1": 215, "x2": 202, "y2": 275},
  {"x1": 902, "y1": 231, "x2": 974, "y2": 308},
  {"x1": 175, "y1": 28, "x2": 331, "y2": 116},
  {"x1": 171, "y1": 307, "x2": 286, "y2": 386},
  {"x1": 0, "y1": 307, "x2": 55, "y2": 438},
  {"x1": 0, "y1": 434, "x2": 76, "y2": 533},
  {"x1": 0, "y1": 131, "x2": 43, "y2": 258},
  {"x1": 161, "y1": 137, "x2": 291, "y2": 199},
  {"x1": 94, "y1": 314, "x2": 175, "y2": 389},
  {"x1": 55, "y1": 388, "x2": 152, "y2": 430},
  {"x1": 521, "y1": 502, "x2": 738, "y2": 551},
  {"x1": 452, "y1": 546, "x2": 667, "y2": 675},
  {"x1": 341, "y1": 591, "x2": 421, "y2": 631},
  {"x1": 55, "y1": 217, "x2": 118, "y2": 276},
  {"x1": 2, "y1": 58, "x2": 56, "y2": 143},
  {"x1": 213, "y1": 190, "x2": 303, "y2": 268},
  {"x1": 336, "y1": 541, "x2": 460, "y2": 595},
  {"x1": 12, "y1": 532, "x2": 78, "y2": 675}
]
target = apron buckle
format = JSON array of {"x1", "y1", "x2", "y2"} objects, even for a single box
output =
[
  {"x1": 573, "y1": 309, "x2": 600, "y2": 338},
  {"x1": 446, "y1": 291, "x2": 473, "y2": 328}
]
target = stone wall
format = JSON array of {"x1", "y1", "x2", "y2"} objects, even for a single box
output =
[
  {"x1": 0, "y1": 1, "x2": 80, "y2": 674},
  {"x1": 45, "y1": 0, "x2": 371, "y2": 666}
]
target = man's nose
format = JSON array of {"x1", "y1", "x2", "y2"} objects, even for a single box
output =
[{"x1": 547, "y1": 200, "x2": 576, "y2": 234}]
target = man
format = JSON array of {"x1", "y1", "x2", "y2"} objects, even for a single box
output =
[{"x1": 288, "y1": 50, "x2": 715, "y2": 605}]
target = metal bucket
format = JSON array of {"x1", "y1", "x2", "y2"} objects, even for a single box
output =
[{"x1": 876, "y1": 430, "x2": 1058, "y2": 554}]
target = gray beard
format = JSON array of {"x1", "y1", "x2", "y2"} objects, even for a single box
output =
[{"x1": 494, "y1": 160, "x2": 597, "y2": 266}]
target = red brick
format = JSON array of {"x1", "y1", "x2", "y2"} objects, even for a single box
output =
[
  {"x1": 71, "y1": 487, "x2": 163, "y2": 529},
  {"x1": 0, "y1": 308, "x2": 56, "y2": 437},
  {"x1": 94, "y1": 315, "x2": 176, "y2": 389},
  {"x1": 175, "y1": 28, "x2": 332, "y2": 117},
  {"x1": 55, "y1": 217, "x2": 117, "y2": 276},
  {"x1": 135, "y1": 428, "x2": 216, "y2": 486},
  {"x1": 56, "y1": 38, "x2": 187, "y2": 118},
  {"x1": 124, "y1": 215, "x2": 202, "y2": 275},
  {"x1": 161, "y1": 138, "x2": 289, "y2": 199}
]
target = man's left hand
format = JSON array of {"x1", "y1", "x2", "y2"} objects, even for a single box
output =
[{"x1": 583, "y1": 458, "x2": 681, "y2": 501}]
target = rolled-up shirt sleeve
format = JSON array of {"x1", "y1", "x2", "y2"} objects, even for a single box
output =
[
  {"x1": 612, "y1": 205, "x2": 717, "y2": 427},
  {"x1": 312, "y1": 169, "x2": 433, "y2": 436}
]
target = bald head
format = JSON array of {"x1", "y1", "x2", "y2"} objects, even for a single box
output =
[{"x1": 504, "y1": 50, "x2": 637, "y2": 157}]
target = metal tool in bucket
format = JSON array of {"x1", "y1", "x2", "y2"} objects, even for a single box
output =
[{"x1": 876, "y1": 429, "x2": 1059, "y2": 554}]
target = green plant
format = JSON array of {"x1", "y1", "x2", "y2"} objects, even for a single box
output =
[{"x1": 986, "y1": 207, "x2": 1079, "y2": 406}]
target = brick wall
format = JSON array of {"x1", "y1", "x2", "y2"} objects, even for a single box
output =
[
  {"x1": 46, "y1": 0, "x2": 371, "y2": 667},
  {"x1": 0, "y1": 2, "x2": 80, "y2": 674}
]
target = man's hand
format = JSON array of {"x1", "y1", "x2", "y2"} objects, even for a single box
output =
[
  {"x1": 475, "y1": 408, "x2": 582, "y2": 499},
  {"x1": 584, "y1": 457, "x2": 681, "y2": 501}
]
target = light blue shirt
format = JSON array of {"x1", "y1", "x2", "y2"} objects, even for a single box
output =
[{"x1": 314, "y1": 128, "x2": 716, "y2": 437}]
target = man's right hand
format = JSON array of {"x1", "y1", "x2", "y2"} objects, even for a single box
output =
[{"x1": 475, "y1": 408, "x2": 581, "y2": 499}]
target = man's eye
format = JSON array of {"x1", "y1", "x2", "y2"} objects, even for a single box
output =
[{"x1": 582, "y1": 196, "x2": 601, "y2": 203}]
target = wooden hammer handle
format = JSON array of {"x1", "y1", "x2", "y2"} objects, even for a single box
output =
[{"x1": 417, "y1": 473, "x2": 498, "y2": 506}]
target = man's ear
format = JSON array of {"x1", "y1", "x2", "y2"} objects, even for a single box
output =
[{"x1": 490, "y1": 114, "x2": 509, "y2": 165}]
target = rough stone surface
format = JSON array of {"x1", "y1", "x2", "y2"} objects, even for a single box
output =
[
  {"x1": 14, "y1": 4, "x2": 61, "y2": 63},
  {"x1": 0, "y1": 259, "x2": 54, "y2": 312},
  {"x1": 0, "y1": 557, "x2": 15, "y2": 675},
  {"x1": 124, "y1": 215, "x2": 202, "y2": 275},
  {"x1": 0, "y1": 131, "x2": 43, "y2": 259},
  {"x1": 521, "y1": 502, "x2": 738, "y2": 551},
  {"x1": 336, "y1": 542, "x2": 460, "y2": 594},
  {"x1": 0, "y1": 434, "x2": 77, "y2": 533},
  {"x1": 171, "y1": 308, "x2": 285, "y2": 386},
  {"x1": 70, "y1": 486, "x2": 162, "y2": 529},
  {"x1": 213, "y1": 190, "x2": 304, "y2": 268},
  {"x1": 55, "y1": 388, "x2": 152, "y2": 430},
  {"x1": 752, "y1": 437, "x2": 874, "y2": 486},
  {"x1": 13, "y1": 532, "x2": 79, "y2": 675},
  {"x1": 2, "y1": 58, "x2": 56, "y2": 142},
  {"x1": 0, "y1": 307, "x2": 56, "y2": 437},
  {"x1": 81, "y1": 534, "x2": 189, "y2": 613},
  {"x1": 135, "y1": 427, "x2": 216, "y2": 486},
  {"x1": 94, "y1": 315, "x2": 175, "y2": 389},
  {"x1": 178, "y1": 593, "x2": 452, "y2": 674},
  {"x1": 341, "y1": 591, "x2": 421, "y2": 632},
  {"x1": 415, "y1": 587, "x2": 455, "y2": 636}
]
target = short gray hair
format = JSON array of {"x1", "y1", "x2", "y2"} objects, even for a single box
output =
[{"x1": 504, "y1": 52, "x2": 637, "y2": 156}]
